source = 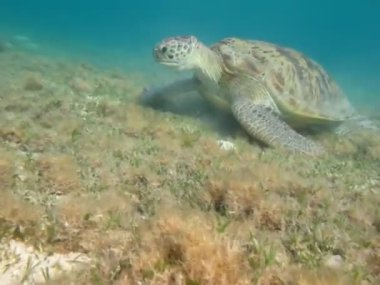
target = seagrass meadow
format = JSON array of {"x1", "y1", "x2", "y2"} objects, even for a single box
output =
[{"x1": 0, "y1": 43, "x2": 379, "y2": 284}]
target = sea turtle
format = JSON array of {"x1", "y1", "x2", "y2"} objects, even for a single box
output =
[{"x1": 141, "y1": 35, "x2": 377, "y2": 155}]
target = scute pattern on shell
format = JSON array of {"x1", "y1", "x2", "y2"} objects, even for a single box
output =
[{"x1": 211, "y1": 37, "x2": 355, "y2": 121}]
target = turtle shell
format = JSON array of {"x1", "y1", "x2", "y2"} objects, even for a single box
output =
[{"x1": 211, "y1": 37, "x2": 356, "y2": 123}]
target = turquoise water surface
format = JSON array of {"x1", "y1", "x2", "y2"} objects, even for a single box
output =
[{"x1": 0, "y1": 0, "x2": 379, "y2": 107}]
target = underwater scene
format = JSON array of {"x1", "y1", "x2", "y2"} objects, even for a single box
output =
[{"x1": 0, "y1": 0, "x2": 379, "y2": 284}]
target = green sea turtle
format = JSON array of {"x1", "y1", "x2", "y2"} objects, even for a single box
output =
[{"x1": 141, "y1": 36, "x2": 377, "y2": 155}]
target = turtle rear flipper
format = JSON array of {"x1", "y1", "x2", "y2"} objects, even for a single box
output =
[
  {"x1": 334, "y1": 115, "x2": 379, "y2": 135},
  {"x1": 231, "y1": 97, "x2": 325, "y2": 156}
]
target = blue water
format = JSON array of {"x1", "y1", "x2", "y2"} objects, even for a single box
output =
[{"x1": 1, "y1": 0, "x2": 379, "y2": 107}]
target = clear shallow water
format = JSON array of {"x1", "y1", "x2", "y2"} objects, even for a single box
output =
[{"x1": 0, "y1": 0, "x2": 379, "y2": 108}]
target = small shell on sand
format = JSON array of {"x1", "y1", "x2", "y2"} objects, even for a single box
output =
[
  {"x1": 217, "y1": 139, "x2": 237, "y2": 151},
  {"x1": 323, "y1": 254, "x2": 344, "y2": 269}
]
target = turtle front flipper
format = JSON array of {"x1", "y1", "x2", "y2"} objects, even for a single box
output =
[
  {"x1": 231, "y1": 97, "x2": 325, "y2": 156},
  {"x1": 140, "y1": 77, "x2": 199, "y2": 104}
]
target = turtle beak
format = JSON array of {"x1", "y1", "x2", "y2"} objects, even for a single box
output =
[{"x1": 153, "y1": 44, "x2": 178, "y2": 66}]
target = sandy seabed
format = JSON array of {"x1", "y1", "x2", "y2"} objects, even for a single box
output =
[{"x1": 0, "y1": 47, "x2": 379, "y2": 284}]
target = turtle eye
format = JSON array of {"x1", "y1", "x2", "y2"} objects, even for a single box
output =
[{"x1": 161, "y1": 47, "x2": 167, "y2": 53}]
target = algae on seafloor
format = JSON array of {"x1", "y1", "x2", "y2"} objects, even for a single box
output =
[{"x1": 0, "y1": 50, "x2": 379, "y2": 284}]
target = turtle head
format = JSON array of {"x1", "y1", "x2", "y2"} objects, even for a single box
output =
[{"x1": 153, "y1": 36, "x2": 200, "y2": 70}]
